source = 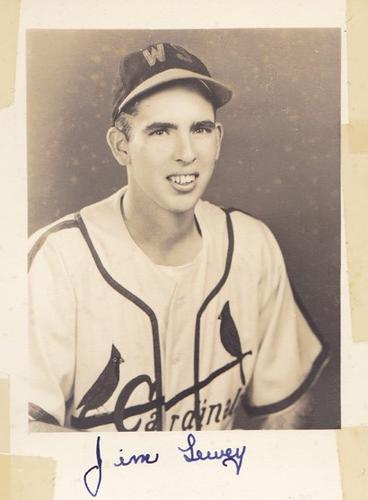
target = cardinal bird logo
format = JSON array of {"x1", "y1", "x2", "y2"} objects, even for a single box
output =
[
  {"x1": 77, "y1": 344, "x2": 124, "y2": 419},
  {"x1": 218, "y1": 301, "x2": 246, "y2": 385}
]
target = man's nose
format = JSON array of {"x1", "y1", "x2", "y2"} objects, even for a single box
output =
[{"x1": 174, "y1": 132, "x2": 196, "y2": 165}]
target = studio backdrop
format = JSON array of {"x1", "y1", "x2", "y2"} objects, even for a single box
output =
[{"x1": 27, "y1": 29, "x2": 340, "y2": 429}]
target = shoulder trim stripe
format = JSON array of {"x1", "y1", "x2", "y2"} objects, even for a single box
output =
[
  {"x1": 28, "y1": 219, "x2": 78, "y2": 271},
  {"x1": 226, "y1": 207, "x2": 257, "y2": 219}
]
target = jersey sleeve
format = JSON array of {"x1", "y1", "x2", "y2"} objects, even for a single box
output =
[
  {"x1": 28, "y1": 233, "x2": 76, "y2": 426},
  {"x1": 242, "y1": 223, "x2": 329, "y2": 417}
]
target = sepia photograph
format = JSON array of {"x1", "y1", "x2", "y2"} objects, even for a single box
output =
[{"x1": 27, "y1": 29, "x2": 340, "y2": 433}]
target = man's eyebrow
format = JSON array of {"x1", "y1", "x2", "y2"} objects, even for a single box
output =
[
  {"x1": 191, "y1": 120, "x2": 216, "y2": 130},
  {"x1": 144, "y1": 122, "x2": 178, "y2": 133}
]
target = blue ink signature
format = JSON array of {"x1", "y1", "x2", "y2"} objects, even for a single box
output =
[
  {"x1": 83, "y1": 436, "x2": 103, "y2": 497},
  {"x1": 114, "y1": 449, "x2": 159, "y2": 467},
  {"x1": 178, "y1": 433, "x2": 246, "y2": 475},
  {"x1": 83, "y1": 433, "x2": 246, "y2": 496},
  {"x1": 83, "y1": 436, "x2": 160, "y2": 497}
]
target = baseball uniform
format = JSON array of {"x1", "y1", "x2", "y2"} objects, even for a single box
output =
[{"x1": 28, "y1": 186, "x2": 328, "y2": 432}]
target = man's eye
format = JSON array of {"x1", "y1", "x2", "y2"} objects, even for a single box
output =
[
  {"x1": 150, "y1": 129, "x2": 168, "y2": 136},
  {"x1": 193, "y1": 127, "x2": 212, "y2": 134}
]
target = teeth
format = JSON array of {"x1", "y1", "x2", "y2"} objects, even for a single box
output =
[{"x1": 169, "y1": 174, "x2": 196, "y2": 185}]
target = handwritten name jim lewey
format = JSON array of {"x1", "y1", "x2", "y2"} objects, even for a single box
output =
[{"x1": 84, "y1": 434, "x2": 247, "y2": 497}]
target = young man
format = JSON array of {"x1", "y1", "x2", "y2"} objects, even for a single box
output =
[{"x1": 28, "y1": 42, "x2": 328, "y2": 432}]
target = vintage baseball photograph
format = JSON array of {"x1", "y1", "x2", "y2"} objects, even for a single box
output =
[{"x1": 27, "y1": 29, "x2": 340, "y2": 433}]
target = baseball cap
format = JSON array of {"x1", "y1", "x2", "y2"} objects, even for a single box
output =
[{"x1": 112, "y1": 42, "x2": 232, "y2": 121}]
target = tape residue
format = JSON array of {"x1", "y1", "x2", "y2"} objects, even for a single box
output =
[
  {"x1": 0, "y1": 0, "x2": 21, "y2": 109},
  {"x1": 337, "y1": 427, "x2": 368, "y2": 500},
  {"x1": 342, "y1": 127, "x2": 368, "y2": 344},
  {"x1": 0, "y1": 379, "x2": 56, "y2": 500},
  {"x1": 347, "y1": 0, "x2": 368, "y2": 152}
]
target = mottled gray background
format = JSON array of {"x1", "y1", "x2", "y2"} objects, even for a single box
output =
[{"x1": 27, "y1": 29, "x2": 340, "y2": 429}]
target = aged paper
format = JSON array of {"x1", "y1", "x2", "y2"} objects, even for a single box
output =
[{"x1": 1, "y1": 0, "x2": 367, "y2": 499}]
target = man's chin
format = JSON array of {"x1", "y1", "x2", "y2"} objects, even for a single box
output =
[{"x1": 165, "y1": 195, "x2": 201, "y2": 215}]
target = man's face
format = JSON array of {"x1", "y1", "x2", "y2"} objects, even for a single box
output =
[{"x1": 122, "y1": 84, "x2": 223, "y2": 215}]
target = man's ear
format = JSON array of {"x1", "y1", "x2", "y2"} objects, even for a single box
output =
[
  {"x1": 215, "y1": 122, "x2": 224, "y2": 161},
  {"x1": 106, "y1": 127, "x2": 130, "y2": 166}
]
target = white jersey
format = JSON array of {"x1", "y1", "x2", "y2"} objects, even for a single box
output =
[{"x1": 28, "y1": 187, "x2": 328, "y2": 431}]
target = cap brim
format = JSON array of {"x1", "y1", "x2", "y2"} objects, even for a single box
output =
[{"x1": 117, "y1": 68, "x2": 232, "y2": 114}]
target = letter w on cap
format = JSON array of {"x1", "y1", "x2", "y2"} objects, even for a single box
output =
[{"x1": 142, "y1": 44, "x2": 166, "y2": 67}]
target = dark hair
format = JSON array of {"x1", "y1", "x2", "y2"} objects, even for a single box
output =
[
  {"x1": 114, "y1": 101, "x2": 139, "y2": 141},
  {"x1": 113, "y1": 79, "x2": 217, "y2": 141}
]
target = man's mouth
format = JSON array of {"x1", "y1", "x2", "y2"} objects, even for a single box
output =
[{"x1": 166, "y1": 173, "x2": 198, "y2": 186}]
